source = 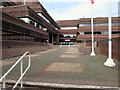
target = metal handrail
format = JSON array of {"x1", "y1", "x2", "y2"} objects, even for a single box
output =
[{"x1": 0, "y1": 51, "x2": 31, "y2": 89}]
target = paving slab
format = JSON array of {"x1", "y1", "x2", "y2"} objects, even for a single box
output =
[{"x1": 1, "y1": 45, "x2": 119, "y2": 88}]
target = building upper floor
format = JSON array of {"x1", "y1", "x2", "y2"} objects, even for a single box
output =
[
  {"x1": 57, "y1": 17, "x2": 120, "y2": 34},
  {"x1": 57, "y1": 17, "x2": 119, "y2": 27},
  {"x1": 1, "y1": 0, "x2": 60, "y2": 35}
]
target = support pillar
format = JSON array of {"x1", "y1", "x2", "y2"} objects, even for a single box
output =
[{"x1": 52, "y1": 35, "x2": 54, "y2": 44}]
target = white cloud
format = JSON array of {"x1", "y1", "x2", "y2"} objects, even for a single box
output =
[{"x1": 39, "y1": 0, "x2": 119, "y2": 20}]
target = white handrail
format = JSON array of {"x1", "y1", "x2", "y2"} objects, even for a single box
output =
[{"x1": 0, "y1": 51, "x2": 31, "y2": 89}]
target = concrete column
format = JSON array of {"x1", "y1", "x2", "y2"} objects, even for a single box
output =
[
  {"x1": 52, "y1": 35, "x2": 54, "y2": 44},
  {"x1": 55, "y1": 34, "x2": 59, "y2": 45}
]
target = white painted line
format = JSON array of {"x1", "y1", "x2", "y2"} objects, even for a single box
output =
[{"x1": 6, "y1": 80, "x2": 118, "y2": 89}]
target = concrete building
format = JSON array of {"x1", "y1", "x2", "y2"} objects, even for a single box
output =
[
  {"x1": 57, "y1": 17, "x2": 120, "y2": 45},
  {"x1": 0, "y1": 0, "x2": 60, "y2": 58},
  {"x1": 0, "y1": 0, "x2": 119, "y2": 58}
]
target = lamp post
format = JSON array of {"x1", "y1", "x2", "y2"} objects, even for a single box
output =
[
  {"x1": 90, "y1": 0, "x2": 96, "y2": 56},
  {"x1": 104, "y1": 0, "x2": 116, "y2": 67}
]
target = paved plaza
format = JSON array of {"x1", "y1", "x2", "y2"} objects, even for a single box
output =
[{"x1": 1, "y1": 45, "x2": 119, "y2": 88}]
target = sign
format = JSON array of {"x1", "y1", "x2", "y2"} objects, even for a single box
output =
[{"x1": 65, "y1": 39, "x2": 70, "y2": 41}]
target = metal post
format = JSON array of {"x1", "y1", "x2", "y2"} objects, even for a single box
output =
[
  {"x1": 90, "y1": 4, "x2": 96, "y2": 56},
  {"x1": 21, "y1": 60, "x2": 23, "y2": 88},
  {"x1": 104, "y1": 0, "x2": 116, "y2": 67}
]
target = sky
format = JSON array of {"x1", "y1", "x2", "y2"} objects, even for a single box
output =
[{"x1": 38, "y1": 0, "x2": 119, "y2": 21}]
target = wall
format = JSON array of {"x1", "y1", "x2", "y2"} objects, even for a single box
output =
[
  {"x1": 82, "y1": 37, "x2": 120, "y2": 61},
  {"x1": 1, "y1": 41, "x2": 52, "y2": 59},
  {"x1": 97, "y1": 37, "x2": 120, "y2": 61}
]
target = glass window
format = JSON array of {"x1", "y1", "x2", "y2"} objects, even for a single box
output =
[
  {"x1": 36, "y1": 23, "x2": 39, "y2": 28},
  {"x1": 79, "y1": 32, "x2": 84, "y2": 35},
  {"x1": 112, "y1": 23, "x2": 120, "y2": 26},
  {"x1": 61, "y1": 27, "x2": 77, "y2": 30},
  {"x1": 30, "y1": 20, "x2": 35, "y2": 26},
  {"x1": 19, "y1": 18, "x2": 30, "y2": 23},
  {"x1": 43, "y1": 27, "x2": 47, "y2": 31},
  {"x1": 0, "y1": 5, "x2": 5, "y2": 8},
  {"x1": 112, "y1": 31, "x2": 120, "y2": 34},
  {"x1": 38, "y1": 13, "x2": 50, "y2": 23},
  {"x1": 79, "y1": 23, "x2": 91, "y2": 27},
  {"x1": 63, "y1": 34, "x2": 76, "y2": 38},
  {"x1": 101, "y1": 31, "x2": 108, "y2": 35}
]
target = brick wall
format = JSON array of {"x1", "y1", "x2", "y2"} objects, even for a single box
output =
[
  {"x1": 97, "y1": 37, "x2": 120, "y2": 61},
  {"x1": 1, "y1": 41, "x2": 52, "y2": 59}
]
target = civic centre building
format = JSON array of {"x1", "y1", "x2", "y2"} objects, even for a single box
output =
[
  {"x1": 0, "y1": 0, "x2": 119, "y2": 58},
  {"x1": 57, "y1": 17, "x2": 119, "y2": 45}
]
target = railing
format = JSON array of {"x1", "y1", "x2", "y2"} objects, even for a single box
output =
[{"x1": 0, "y1": 51, "x2": 31, "y2": 89}]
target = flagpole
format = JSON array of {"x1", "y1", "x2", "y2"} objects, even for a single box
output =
[
  {"x1": 24, "y1": 0, "x2": 26, "y2": 5},
  {"x1": 90, "y1": 1, "x2": 96, "y2": 56},
  {"x1": 104, "y1": 0, "x2": 116, "y2": 67}
]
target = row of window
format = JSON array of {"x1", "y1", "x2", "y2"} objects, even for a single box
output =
[
  {"x1": 61, "y1": 27, "x2": 77, "y2": 30},
  {"x1": 38, "y1": 13, "x2": 50, "y2": 24},
  {"x1": 60, "y1": 23, "x2": 119, "y2": 29},
  {"x1": 38, "y1": 13, "x2": 58, "y2": 30},
  {"x1": 0, "y1": 4, "x2": 58, "y2": 31},
  {"x1": 20, "y1": 18, "x2": 48, "y2": 31},
  {"x1": 79, "y1": 23, "x2": 120, "y2": 27},
  {"x1": 78, "y1": 31, "x2": 120, "y2": 35},
  {"x1": 60, "y1": 34, "x2": 76, "y2": 38},
  {"x1": 77, "y1": 40, "x2": 92, "y2": 43},
  {"x1": 2, "y1": 32, "x2": 47, "y2": 42},
  {"x1": 60, "y1": 42, "x2": 74, "y2": 45}
]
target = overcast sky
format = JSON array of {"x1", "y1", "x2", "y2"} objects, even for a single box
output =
[{"x1": 38, "y1": 0, "x2": 119, "y2": 21}]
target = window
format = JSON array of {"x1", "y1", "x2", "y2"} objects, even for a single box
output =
[
  {"x1": 63, "y1": 34, "x2": 76, "y2": 38},
  {"x1": 39, "y1": 25, "x2": 42, "y2": 29},
  {"x1": 84, "y1": 32, "x2": 91, "y2": 34},
  {"x1": 38, "y1": 13, "x2": 58, "y2": 29},
  {"x1": 112, "y1": 31, "x2": 120, "y2": 34},
  {"x1": 94, "y1": 23, "x2": 108, "y2": 26},
  {"x1": 29, "y1": 20, "x2": 35, "y2": 26},
  {"x1": 79, "y1": 32, "x2": 84, "y2": 35},
  {"x1": 36, "y1": 23, "x2": 39, "y2": 28},
  {"x1": 101, "y1": 31, "x2": 108, "y2": 35},
  {"x1": 61, "y1": 27, "x2": 77, "y2": 30},
  {"x1": 19, "y1": 18, "x2": 30, "y2": 23},
  {"x1": 112, "y1": 23, "x2": 120, "y2": 26},
  {"x1": 43, "y1": 27, "x2": 47, "y2": 31},
  {"x1": 94, "y1": 32, "x2": 101, "y2": 34},
  {"x1": 0, "y1": 4, "x2": 5, "y2": 8},
  {"x1": 1, "y1": 31, "x2": 47, "y2": 43},
  {"x1": 79, "y1": 22, "x2": 119, "y2": 27},
  {"x1": 79, "y1": 23, "x2": 91, "y2": 27},
  {"x1": 38, "y1": 13, "x2": 50, "y2": 23}
]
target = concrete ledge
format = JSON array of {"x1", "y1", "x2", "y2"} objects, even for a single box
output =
[{"x1": 5, "y1": 80, "x2": 119, "y2": 89}]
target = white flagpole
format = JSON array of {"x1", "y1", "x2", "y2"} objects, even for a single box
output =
[
  {"x1": 90, "y1": 2, "x2": 96, "y2": 56},
  {"x1": 104, "y1": 0, "x2": 116, "y2": 67},
  {"x1": 24, "y1": 0, "x2": 26, "y2": 5}
]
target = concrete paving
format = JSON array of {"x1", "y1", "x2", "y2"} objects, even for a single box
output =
[{"x1": 1, "y1": 45, "x2": 119, "y2": 88}]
